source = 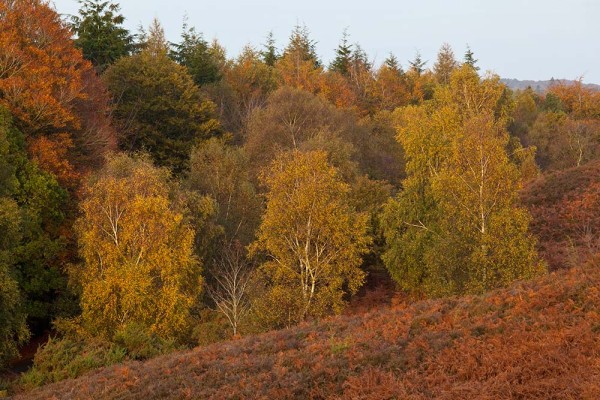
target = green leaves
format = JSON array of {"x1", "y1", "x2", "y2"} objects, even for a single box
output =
[{"x1": 383, "y1": 66, "x2": 544, "y2": 297}]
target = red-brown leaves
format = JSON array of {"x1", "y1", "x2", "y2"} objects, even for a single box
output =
[
  {"x1": 0, "y1": 0, "x2": 92, "y2": 134},
  {"x1": 28, "y1": 133, "x2": 79, "y2": 189},
  {"x1": 15, "y1": 260, "x2": 600, "y2": 400}
]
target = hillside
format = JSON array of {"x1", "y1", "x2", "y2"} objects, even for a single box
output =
[
  {"x1": 522, "y1": 161, "x2": 600, "y2": 270},
  {"x1": 501, "y1": 78, "x2": 600, "y2": 92},
  {"x1": 15, "y1": 262, "x2": 600, "y2": 399}
]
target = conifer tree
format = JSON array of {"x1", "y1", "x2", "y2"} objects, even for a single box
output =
[
  {"x1": 408, "y1": 51, "x2": 427, "y2": 75},
  {"x1": 330, "y1": 29, "x2": 353, "y2": 76},
  {"x1": 171, "y1": 20, "x2": 222, "y2": 86},
  {"x1": 261, "y1": 31, "x2": 279, "y2": 67},
  {"x1": 464, "y1": 44, "x2": 480, "y2": 71},
  {"x1": 384, "y1": 53, "x2": 403, "y2": 75},
  {"x1": 104, "y1": 20, "x2": 223, "y2": 173},
  {"x1": 71, "y1": 0, "x2": 133, "y2": 71},
  {"x1": 433, "y1": 43, "x2": 458, "y2": 85}
]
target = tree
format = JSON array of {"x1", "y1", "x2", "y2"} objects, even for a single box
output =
[
  {"x1": 384, "y1": 53, "x2": 403, "y2": 74},
  {"x1": 244, "y1": 87, "x2": 356, "y2": 177},
  {"x1": 0, "y1": 123, "x2": 29, "y2": 365},
  {"x1": 383, "y1": 66, "x2": 544, "y2": 297},
  {"x1": 408, "y1": 51, "x2": 427, "y2": 76},
  {"x1": 330, "y1": 29, "x2": 353, "y2": 76},
  {"x1": 0, "y1": 107, "x2": 72, "y2": 332},
  {"x1": 224, "y1": 46, "x2": 279, "y2": 133},
  {"x1": 464, "y1": 44, "x2": 479, "y2": 71},
  {"x1": 433, "y1": 43, "x2": 458, "y2": 85},
  {"x1": 0, "y1": 0, "x2": 92, "y2": 134},
  {"x1": 276, "y1": 24, "x2": 322, "y2": 91},
  {"x1": 373, "y1": 59, "x2": 410, "y2": 111},
  {"x1": 250, "y1": 150, "x2": 369, "y2": 327},
  {"x1": 261, "y1": 31, "x2": 279, "y2": 67},
  {"x1": 206, "y1": 241, "x2": 253, "y2": 337},
  {"x1": 0, "y1": 198, "x2": 29, "y2": 367},
  {"x1": 171, "y1": 20, "x2": 222, "y2": 86},
  {"x1": 71, "y1": 0, "x2": 133, "y2": 71},
  {"x1": 74, "y1": 153, "x2": 202, "y2": 342},
  {"x1": 187, "y1": 137, "x2": 262, "y2": 245},
  {"x1": 104, "y1": 21, "x2": 223, "y2": 173},
  {"x1": 528, "y1": 112, "x2": 600, "y2": 170}
]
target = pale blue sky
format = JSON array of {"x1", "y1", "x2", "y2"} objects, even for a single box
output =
[{"x1": 51, "y1": 0, "x2": 600, "y2": 83}]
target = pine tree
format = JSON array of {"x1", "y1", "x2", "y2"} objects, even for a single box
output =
[
  {"x1": 282, "y1": 24, "x2": 321, "y2": 68},
  {"x1": 384, "y1": 53, "x2": 403, "y2": 75},
  {"x1": 261, "y1": 31, "x2": 279, "y2": 67},
  {"x1": 104, "y1": 20, "x2": 223, "y2": 173},
  {"x1": 71, "y1": 0, "x2": 133, "y2": 71},
  {"x1": 408, "y1": 51, "x2": 427, "y2": 75},
  {"x1": 329, "y1": 29, "x2": 353, "y2": 76},
  {"x1": 171, "y1": 20, "x2": 222, "y2": 85},
  {"x1": 464, "y1": 44, "x2": 480, "y2": 71}
]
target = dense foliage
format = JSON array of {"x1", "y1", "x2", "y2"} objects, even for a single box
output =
[{"x1": 1, "y1": 1, "x2": 600, "y2": 397}]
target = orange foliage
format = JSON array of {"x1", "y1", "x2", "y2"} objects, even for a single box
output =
[
  {"x1": 317, "y1": 71, "x2": 358, "y2": 111},
  {"x1": 0, "y1": 0, "x2": 92, "y2": 134},
  {"x1": 548, "y1": 80, "x2": 600, "y2": 119},
  {"x1": 372, "y1": 65, "x2": 411, "y2": 111},
  {"x1": 27, "y1": 133, "x2": 79, "y2": 189},
  {"x1": 522, "y1": 160, "x2": 600, "y2": 269},
  {"x1": 276, "y1": 56, "x2": 323, "y2": 94},
  {"x1": 15, "y1": 258, "x2": 600, "y2": 399}
]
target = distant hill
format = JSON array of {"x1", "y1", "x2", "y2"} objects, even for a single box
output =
[
  {"x1": 501, "y1": 78, "x2": 600, "y2": 92},
  {"x1": 16, "y1": 260, "x2": 600, "y2": 399}
]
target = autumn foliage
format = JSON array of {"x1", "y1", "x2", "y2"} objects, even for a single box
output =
[
  {"x1": 0, "y1": 0, "x2": 91, "y2": 133},
  {"x1": 15, "y1": 258, "x2": 600, "y2": 399},
  {"x1": 2, "y1": 0, "x2": 600, "y2": 396}
]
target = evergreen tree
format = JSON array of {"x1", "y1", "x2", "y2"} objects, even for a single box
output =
[
  {"x1": 464, "y1": 44, "x2": 480, "y2": 71},
  {"x1": 71, "y1": 0, "x2": 133, "y2": 71},
  {"x1": 282, "y1": 24, "x2": 321, "y2": 68},
  {"x1": 171, "y1": 19, "x2": 222, "y2": 86},
  {"x1": 408, "y1": 50, "x2": 427, "y2": 75},
  {"x1": 329, "y1": 29, "x2": 353, "y2": 76},
  {"x1": 433, "y1": 43, "x2": 458, "y2": 85},
  {"x1": 0, "y1": 107, "x2": 74, "y2": 340},
  {"x1": 351, "y1": 43, "x2": 372, "y2": 72},
  {"x1": 384, "y1": 53, "x2": 403, "y2": 75},
  {"x1": 261, "y1": 31, "x2": 279, "y2": 67},
  {"x1": 104, "y1": 21, "x2": 223, "y2": 173}
]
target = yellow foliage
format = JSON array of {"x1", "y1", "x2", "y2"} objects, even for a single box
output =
[
  {"x1": 251, "y1": 150, "x2": 370, "y2": 327},
  {"x1": 74, "y1": 154, "x2": 201, "y2": 342}
]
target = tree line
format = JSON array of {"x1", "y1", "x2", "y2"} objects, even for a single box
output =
[{"x1": 1, "y1": 0, "x2": 599, "y2": 387}]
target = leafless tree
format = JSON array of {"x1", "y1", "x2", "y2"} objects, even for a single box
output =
[{"x1": 206, "y1": 241, "x2": 253, "y2": 336}]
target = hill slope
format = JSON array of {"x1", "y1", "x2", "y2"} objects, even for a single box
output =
[
  {"x1": 16, "y1": 262, "x2": 600, "y2": 399},
  {"x1": 522, "y1": 161, "x2": 600, "y2": 270},
  {"x1": 501, "y1": 78, "x2": 600, "y2": 92}
]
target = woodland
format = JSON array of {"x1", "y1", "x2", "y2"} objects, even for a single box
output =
[{"x1": 1, "y1": 0, "x2": 600, "y2": 398}]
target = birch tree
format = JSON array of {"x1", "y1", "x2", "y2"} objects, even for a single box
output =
[
  {"x1": 251, "y1": 150, "x2": 369, "y2": 326},
  {"x1": 383, "y1": 66, "x2": 544, "y2": 297},
  {"x1": 206, "y1": 241, "x2": 253, "y2": 336},
  {"x1": 74, "y1": 153, "x2": 202, "y2": 342}
]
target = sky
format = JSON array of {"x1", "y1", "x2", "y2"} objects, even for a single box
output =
[{"x1": 50, "y1": 0, "x2": 600, "y2": 83}]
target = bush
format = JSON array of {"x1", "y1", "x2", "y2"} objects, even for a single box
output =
[
  {"x1": 20, "y1": 337, "x2": 126, "y2": 389},
  {"x1": 113, "y1": 323, "x2": 176, "y2": 360}
]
